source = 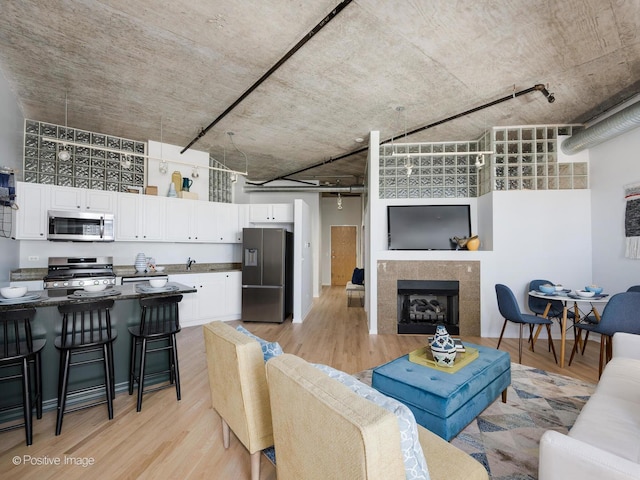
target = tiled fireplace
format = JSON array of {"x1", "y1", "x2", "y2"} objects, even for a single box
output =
[
  {"x1": 377, "y1": 260, "x2": 480, "y2": 335},
  {"x1": 397, "y1": 280, "x2": 460, "y2": 335}
]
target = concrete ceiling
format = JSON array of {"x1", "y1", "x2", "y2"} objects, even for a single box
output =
[{"x1": 1, "y1": 0, "x2": 639, "y2": 186}]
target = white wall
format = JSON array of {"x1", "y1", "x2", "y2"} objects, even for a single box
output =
[
  {"x1": 320, "y1": 195, "x2": 363, "y2": 286},
  {"x1": 486, "y1": 189, "x2": 592, "y2": 337},
  {"x1": 293, "y1": 199, "x2": 314, "y2": 322},
  {"x1": 147, "y1": 141, "x2": 210, "y2": 199},
  {"x1": 0, "y1": 68, "x2": 24, "y2": 286},
  {"x1": 590, "y1": 126, "x2": 640, "y2": 292}
]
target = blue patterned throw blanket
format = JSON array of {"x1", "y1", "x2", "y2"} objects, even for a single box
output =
[{"x1": 625, "y1": 182, "x2": 640, "y2": 259}]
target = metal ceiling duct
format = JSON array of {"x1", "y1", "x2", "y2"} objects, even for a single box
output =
[
  {"x1": 561, "y1": 100, "x2": 640, "y2": 154},
  {"x1": 243, "y1": 185, "x2": 365, "y2": 194}
]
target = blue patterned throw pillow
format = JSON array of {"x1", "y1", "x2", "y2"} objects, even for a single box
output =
[
  {"x1": 313, "y1": 363, "x2": 430, "y2": 480},
  {"x1": 235, "y1": 325, "x2": 283, "y2": 362}
]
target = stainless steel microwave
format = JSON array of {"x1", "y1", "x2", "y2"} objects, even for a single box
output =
[{"x1": 47, "y1": 210, "x2": 115, "y2": 242}]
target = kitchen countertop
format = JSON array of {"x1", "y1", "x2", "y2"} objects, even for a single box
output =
[
  {"x1": 10, "y1": 262, "x2": 241, "y2": 282},
  {"x1": 0, "y1": 282, "x2": 197, "y2": 311}
]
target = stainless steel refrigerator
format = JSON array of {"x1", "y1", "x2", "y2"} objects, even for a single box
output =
[{"x1": 242, "y1": 228, "x2": 293, "y2": 323}]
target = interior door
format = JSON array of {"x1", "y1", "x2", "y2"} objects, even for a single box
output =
[{"x1": 331, "y1": 225, "x2": 357, "y2": 286}]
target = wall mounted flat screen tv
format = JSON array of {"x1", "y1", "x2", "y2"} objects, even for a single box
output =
[{"x1": 387, "y1": 205, "x2": 471, "y2": 250}]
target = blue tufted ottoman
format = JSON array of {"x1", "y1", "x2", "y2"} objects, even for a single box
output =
[{"x1": 372, "y1": 343, "x2": 511, "y2": 441}]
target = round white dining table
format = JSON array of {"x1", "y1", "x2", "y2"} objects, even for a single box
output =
[{"x1": 527, "y1": 290, "x2": 611, "y2": 368}]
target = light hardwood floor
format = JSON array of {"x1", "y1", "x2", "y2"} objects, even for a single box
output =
[{"x1": 0, "y1": 286, "x2": 600, "y2": 479}]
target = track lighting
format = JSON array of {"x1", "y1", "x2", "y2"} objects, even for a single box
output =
[
  {"x1": 120, "y1": 154, "x2": 132, "y2": 169},
  {"x1": 58, "y1": 149, "x2": 71, "y2": 162},
  {"x1": 58, "y1": 93, "x2": 71, "y2": 161},
  {"x1": 541, "y1": 87, "x2": 555, "y2": 103},
  {"x1": 405, "y1": 155, "x2": 413, "y2": 176},
  {"x1": 536, "y1": 84, "x2": 555, "y2": 103}
]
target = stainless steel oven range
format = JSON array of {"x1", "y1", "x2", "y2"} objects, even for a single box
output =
[{"x1": 44, "y1": 256, "x2": 117, "y2": 296}]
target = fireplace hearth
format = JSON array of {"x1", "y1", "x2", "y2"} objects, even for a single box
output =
[{"x1": 397, "y1": 280, "x2": 459, "y2": 334}]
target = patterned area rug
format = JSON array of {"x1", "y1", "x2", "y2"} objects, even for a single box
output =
[{"x1": 353, "y1": 363, "x2": 596, "y2": 480}]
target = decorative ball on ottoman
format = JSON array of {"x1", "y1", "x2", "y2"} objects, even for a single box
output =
[{"x1": 430, "y1": 324, "x2": 457, "y2": 367}]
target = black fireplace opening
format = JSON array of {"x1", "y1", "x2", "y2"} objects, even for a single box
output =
[{"x1": 397, "y1": 280, "x2": 460, "y2": 335}]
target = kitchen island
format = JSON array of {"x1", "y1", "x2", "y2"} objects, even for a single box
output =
[{"x1": 0, "y1": 282, "x2": 197, "y2": 418}]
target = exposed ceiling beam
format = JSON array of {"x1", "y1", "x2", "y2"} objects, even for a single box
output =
[
  {"x1": 250, "y1": 83, "x2": 554, "y2": 185},
  {"x1": 180, "y1": 0, "x2": 354, "y2": 154}
]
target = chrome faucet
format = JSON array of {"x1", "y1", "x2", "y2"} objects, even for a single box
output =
[{"x1": 186, "y1": 257, "x2": 196, "y2": 271}]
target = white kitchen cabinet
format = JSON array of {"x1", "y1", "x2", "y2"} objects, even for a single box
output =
[
  {"x1": 116, "y1": 193, "x2": 165, "y2": 241},
  {"x1": 214, "y1": 202, "x2": 240, "y2": 243},
  {"x1": 194, "y1": 200, "x2": 218, "y2": 242},
  {"x1": 165, "y1": 198, "x2": 196, "y2": 242},
  {"x1": 237, "y1": 204, "x2": 250, "y2": 243},
  {"x1": 170, "y1": 273, "x2": 199, "y2": 325},
  {"x1": 12, "y1": 182, "x2": 49, "y2": 240},
  {"x1": 170, "y1": 271, "x2": 242, "y2": 327},
  {"x1": 50, "y1": 185, "x2": 114, "y2": 212},
  {"x1": 165, "y1": 197, "x2": 237, "y2": 243},
  {"x1": 224, "y1": 271, "x2": 242, "y2": 316},
  {"x1": 249, "y1": 203, "x2": 293, "y2": 223}
]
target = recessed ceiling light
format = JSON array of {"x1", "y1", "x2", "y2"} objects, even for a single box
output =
[{"x1": 354, "y1": 137, "x2": 364, "y2": 143}]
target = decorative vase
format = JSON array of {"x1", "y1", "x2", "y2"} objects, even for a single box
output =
[
  {"x1": 466, "y1": 235, "x2": 480, "y2": 251},
  {"x1": 135, "y1": 253, "x2": 147, "y2": 273},
  {"x1": 430, "y1": 324, "x2": 457, "y2": 367}
]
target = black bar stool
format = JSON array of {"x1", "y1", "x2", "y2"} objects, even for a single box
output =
[
  {"x1": 129, "y1": 295, "x2": 183, "y2": 412},
  {"x1": 0, "y1": 308, "x2": 46, "y2": 445},
  {"x1": 55, "y1": 299, "x2": 117, "y2": 436}
]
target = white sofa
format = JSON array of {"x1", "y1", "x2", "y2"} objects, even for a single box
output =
[{"x1": 539, "y1": 332, "x2": 640, "y2": 480}]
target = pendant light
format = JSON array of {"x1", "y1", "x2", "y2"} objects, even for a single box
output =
[
  {"x1": 58, "y1": 93, "x2": 71, "y2": 161},
  {"x1": 158, "y1": 116, "x2": 168, "y2": 174}
]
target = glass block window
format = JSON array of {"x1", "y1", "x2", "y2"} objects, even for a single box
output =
[
  {"x1": 379, "y1": 124, "x2": 586, "y2": 199},
  {"x1": 24, "y1": 120, "x2": 145, "y2": 192},
  {"x1": 209, "y1": 156, "x2": 232, "y2": 203},
  {"x1": 379, "y1": 141, "x2": 480, "y2": 199},
  {"x1": 489, "y1": 125, "x2": 586, "y2": 193}
]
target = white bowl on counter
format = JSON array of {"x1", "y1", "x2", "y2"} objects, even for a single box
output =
[
  {"x1": 149, "y1": 278, "x2": 168, "y2": 288},
  {"x1": 154, "y1": 266, "x2": 166, "y2": 272},
  {"x1": 575, "y1": 289, "x2": 595, "y2": 298},
  {"x1": 84, "y1": 284, "x2": 108, "y2": 293},
  {"x1": 0, "y1": 286, "x2": 28, "y2": 298}
]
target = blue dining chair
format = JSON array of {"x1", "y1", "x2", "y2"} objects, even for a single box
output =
[
  {"x1": 627, "y1": 285, "x2": 640, "y2": 293},
  {"x1": 569, "y1": 291, "x2": 640, "y2": 377},
  {"x1": 496, "y1": 284, "x2": 557, "y2": 364}
]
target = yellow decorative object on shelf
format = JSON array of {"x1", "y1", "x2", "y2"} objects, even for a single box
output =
[
  {"x1": 171, "y1": 171, "x2": 182, "y2": 192},
  {"x1": 466, "y1": 235, "x2": 480, "y2": 251}
]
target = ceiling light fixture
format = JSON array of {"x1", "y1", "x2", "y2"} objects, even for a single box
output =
[
  {"x1": 405, "y1": 156, "x2": 413, "y2": 177},
  {"x1": 540, "y1": 85, "x2": 555, "y2": 103},
  {"x1": 58, "y1": 93, "x2": 71, "y2": 161},
  {"x1": 159, "y1": 117, "x2": 168, "y2": 174},
  {"x1": 120, "y1": 154, "x2": 132, "y2": 169}
]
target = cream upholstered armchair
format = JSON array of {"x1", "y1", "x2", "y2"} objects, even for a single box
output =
[
  {"x1": 266, "y1": 353, "x2": 488, "y2": 480},
  {"x1": 203, "y1": 321, "x2": 273, "y2": 480}
]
